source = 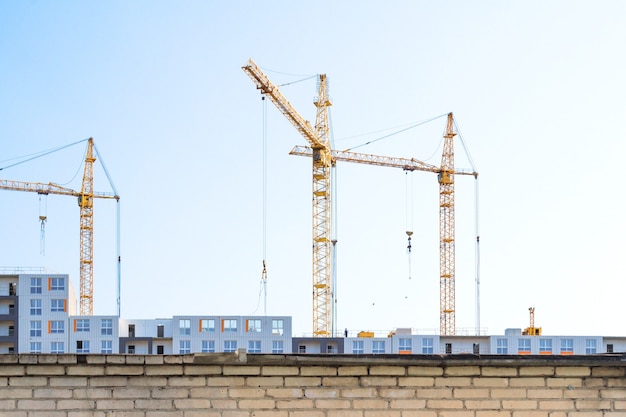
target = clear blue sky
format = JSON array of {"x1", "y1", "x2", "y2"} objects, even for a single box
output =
[{"x1": 1, "y1": 1, "x2": 625, "y2": 337}]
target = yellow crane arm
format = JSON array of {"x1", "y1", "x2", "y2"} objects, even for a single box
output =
[
  {"x1": 242, "y1": 59, "x2": 329, "y2": 151},
  {"x1": 290, "y1": 145, "x2": 438, "y2": 173},
  {"x1": 0, "y1": 179, "x2": 118, "y2": 200},
  {"x1": 290, "y1": 145, "x2": 477, "y2": 177}
]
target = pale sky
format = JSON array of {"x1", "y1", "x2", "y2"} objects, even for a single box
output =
[{"x1": 1, "y1": 1, "x2": 625, "y2": 337}]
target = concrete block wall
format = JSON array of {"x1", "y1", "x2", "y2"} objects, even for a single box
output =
[{"x1": 0, "y1": 352, "x2": 625, "y2": 416}]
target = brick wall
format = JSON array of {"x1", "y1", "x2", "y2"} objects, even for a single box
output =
[{"x1": 1, "y1": 351, "x2": 625, "y2": 416}]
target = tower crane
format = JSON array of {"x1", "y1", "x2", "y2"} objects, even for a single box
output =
[
  {"x1": 0, "y1": 138, "x2": 119, "y2": 315},
  {"x1": 523, "y1": 307, "x2": 542, "y2": 336},
  {"x1": 243, "y1": 59, "x2": 333, "y2": 336},
  {"x1": 243, "y1": 59, "x2": 477, "y2": 336},
  {"x1": 291, "y1": 113, "x2": 477, "y2": 336}
]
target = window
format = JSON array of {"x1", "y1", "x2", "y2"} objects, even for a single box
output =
[
  {"x1": 101, "y1": 319, "x2": 113, "y2": 335},
  {"x1": 327, "y1": 345, "x2": 335, "y2": 353},
  {"x1": 30, "y1": 299, "x2": 42, "y2": 315},
  {"x1": 30, "y1": 342, "x2": 42, "y2": 353},
  {"x1": 202, "y1": 340, "x2": 215, "y2": 353},
  {"x1": 518, "y1": 338, "x2": 531, "y2": 354},
  {"x1": 248, "y1": 340, "x2": 261, "y2": 353},
  {"x1": 399, "y1": 338, "x2": 412, "y2": 353},
  {"x1": 373, "y1": 340, "x2": 385, "y2": 354},
  {"x1": 51, "y1": 299, "x2": 65, "y2": 312},
  {"x1": 224, "y1": 340, "x2": 237, "y2": 353},
  {"x1": 496, "y1": 338, "x2": 508, "y2": 354},
  {"x1": 560, "y1": 339, "x2": 574, "y2": 354},
  {"x1": 201, "y1": 319, "x2": 215, "y2": 332},
  {"x1": 272, "y1": 319, "x2": 284, "y2": 336},
  {"x1": 50, "y1": 320, "x2": 64, "y2": 334},
  {"x1": 157, "y1": 345, "x2": 164, "y2": 354},
  {"x1": 76, "y1": 319, "x2": 90, "y2": 332},
  {"x1": 247, "y1": 319, "x2": 262, "y2": 332},
  {"x1": 128, "y1": 345, "x2": 135, "y2": 354},
  {"x1": 223, "y1": 319, "x2": 237, "y2": 332},
  {"x1": 51, "y1": 342, "x2": 64, "y2": 354},
  {"x1": 179, "y1": 319, "x2": 191, "y2": 335},
  {"x1": 422, "y1": 338, "x2": 434, "y2": 354},
  {"x1": 76, "y1": 341, "x2": 90, "y2": 353},
  {"x1": 298, "y1": 345, "x2": 306, "y2": 353},
  {"x1": 585, "y1": 339, "x2": 597, "y2": 354},
  {"x1": 101, "y1": 340, "x2": 113, "y2": 354},
  {"x1": 30, "y1": 277, "x2": 42, "y2": 294},
  {"x1": 179, "y1": 340, "x2": 191, "y2": 354},
  {"x1": 473, "y1": 343, "x2": 480, "y2": 354},
  {"x1": 30, "y1": 321, "x2": 42, "y2": 337},
  {"x1": 607, "y1": 344, "x2": 614, "y2": 353},
  {"x1": 540, "y1": 339, "x2": 552, "y2": 354},
  {"x1": 50, "y1": 277, "x2": 65, "y2": 291},
  {"x1": 352, "y1": 340, "x2": 364, "y2": 354},
  {"x1": 272, "y1": 340, "x2": 284, "y2": 353},
  {"x1": 128, "y1": 324, "x2": 135, "y2": 337},
  {"x1": 445, "y1": 343, "x2": 452, "y2": 354},
  {"x1": 157, "y1": 324, "x2": 164, "y2": 338}
]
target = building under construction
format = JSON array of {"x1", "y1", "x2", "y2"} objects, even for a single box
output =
[{"x1": 2, "y1": 272, "x2": 625, "y2": 355}]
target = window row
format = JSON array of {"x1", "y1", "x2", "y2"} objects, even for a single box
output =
[
  {"x1": 29, "y1": 340, "x2": 113, "y2": 354},
  {"x1": 29, "y1": 319, "x2": 114, "y2": 336},
  {"x1": 178, "y1": 318, "x2": 284, "y2": 336},
  {"x1": 496, "y1": 338, "x2": 598, "y2": 354},
  {"x1": 178, "y1": 340, "x2": 284, "y2": 354},
  {"x1": 29, "y1": 277, "x2": 65, "y2": 293},
  {"x1": 29, "y1": 299, "x2": 67, "y2": 314},
  {"x1": 352, "y1": 340, "x2": 388, "y2": 354}
]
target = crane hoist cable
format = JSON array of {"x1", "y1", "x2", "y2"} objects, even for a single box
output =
[
  {"x1": 261, "y1": 95, "x2": 268, "y2": 316},
  {"x1": 405, "y1": 171, "x2": 414, "y2": 280},
  {"x1": 246, "y1": 95, "x2": 270, "y2": 317},
  {"x1": 39, "y1": 194, "x2": 47, "y2": 255},
  {"x1": 452, "y1": 120, "x2": 481, "y2": 334}
]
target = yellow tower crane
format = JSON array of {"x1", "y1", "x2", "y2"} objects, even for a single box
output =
[
  {"x1": 243, "y1": 59, "x2": 477, "y2": 336},
  {"x1": 291, "y1": 114, "x2": 477, "y2": 336},
  {"x1": 243, "y1": 59, "x2": 333, "y2": 336},
  {"x1": 523, "y1": 307, "x2": 542, "y2": 336},
  {"x1": 0, "y1": 138, "x2": 119, "y2": 315}
]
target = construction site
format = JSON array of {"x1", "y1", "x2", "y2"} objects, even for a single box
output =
[{"x1": 0, "y1": 59, "x2": 624, "y2": 356}]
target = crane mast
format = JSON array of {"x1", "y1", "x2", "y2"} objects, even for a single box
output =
[
  {"x1": 242, "y1": 59, "x2": 334, "y2": 336},
  {"x1": 0, "y1": 138, "x2": 119, "y2": 315},
  {"x1": 439, "y1": 113, "x2": 456, "y2": 335},
  {"x1": 79, "y1": 140, "x2": 96, "y2": 315},
  {"x1": 312, "y1": 74, "x2": 333, "y2": 336}
]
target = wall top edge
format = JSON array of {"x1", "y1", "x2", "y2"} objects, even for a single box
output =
[{"x1": 1, "y1": 352, "x2": 626, "y2": 367}]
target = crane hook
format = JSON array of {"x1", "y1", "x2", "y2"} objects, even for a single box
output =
[{"x1": 406, "y1": 230, "x2": 413, "y2": 253}]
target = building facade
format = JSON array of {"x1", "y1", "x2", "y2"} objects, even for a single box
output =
[
  {"x1": 4, "y1": 273, "x2": 292, "y2": 354},
  {"x1": 2, "y1": 273, "x2": 625, "y2": 355}
]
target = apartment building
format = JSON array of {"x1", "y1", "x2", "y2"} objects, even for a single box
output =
[
  {"x1": 118, "y1": 315, "x2": 292, "y2": 354},
  {"x1": 3, "y1": 273, "x2": 291, "y2": 354},
  {"x1": 3, "y1": 273, "x2": 625, "y2": 355}
]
